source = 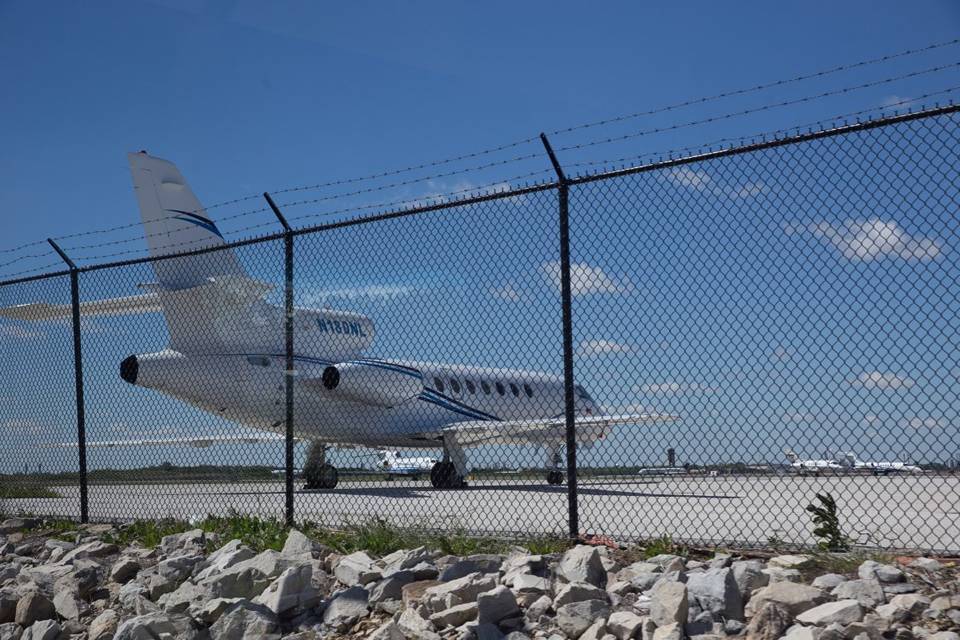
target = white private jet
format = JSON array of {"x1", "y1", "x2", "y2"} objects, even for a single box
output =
[
  {"x1": 837, "y1": 453, "x2": 923, "y2": 475},
  {"x1": 783, "y1": 449, "x2": 846, "y2": 474},
  {"x1": 0, "y1": 152, "x2": 677, "y2": 490}
]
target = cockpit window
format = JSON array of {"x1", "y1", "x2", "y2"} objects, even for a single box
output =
[
  {"x1": 450, "y1": 378, "x2": 461, "y2": 394},
  {"x1": 434, "y1": 377, "x2": 444, "y2": 393}
]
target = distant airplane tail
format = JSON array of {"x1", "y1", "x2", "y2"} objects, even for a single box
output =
[
  {"x1": 838, "y1": 452, "x2": 857, "y2": 468},
  {"x1": 783, "y1": 448, "x2": 798, "y2": 463},
  {"x1": 128, "y1": 151, "x2": 245, "y2": 289}
]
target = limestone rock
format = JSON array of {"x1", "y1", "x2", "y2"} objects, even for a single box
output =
[
  {"x1": 478, "y1": 585, "x2": 520, "y2": 624},
  {"x1": 732, "y1": 560, "x2": 768, "y2": 596},
  {"x1": 577, "y1": 618, "x2": 607, "y2": 640},
  {"x1": 553, "y1": 581, "x2": 608, "y2": 608},
  {"x1": 334, "y1": 551, "x2": 381, "y2": 586},
  {"x1": 831, "y1": 579, "x2": 885, "y2": 608},
  {"x1": 281, "y1": 529, "x2": 323, "y2": 559},
  {"x1": 401, "y1": 579, "x2": 441, "y2": 608},
  {"x1": 397, "y1": 607, "x2": 441, "y2": 640},
  {"x1": 745, "y1": 581, "x2": 829, "y2": 618},
  {"x1": 0, "y1": 592, "x2": 16, "y2": 624},
  {"x1": 198, "y1": 550, "x2": 292, "y2": 599},
  {"x1": 811, "y1": 573, "x2": 846, "y2": 590},
  {"x1": 513, "y1": 574, "x2": 550, "y2": 594},
  {"x1": 52, "y1": 589, "x2": 85, "y2": 620},
  {"x1": 15, "y1": 592, "x2": 54, "y2": 627},
  {"x1": 110, "y1": 557, "x2": 141, "y2": 584},
  {"x1": 556, "y1": 599, "x2": 611, "y2": 638},
  {"x1": 88, "y1": 609, "x2": 119, "y2": 640},
  {"x1": 606, "y1": 610, "x2": 646, "y2": 640},
  {"x1": 440, "y1": 555, "x2": 503, "y2": 582},
  {"x1": 858, "y1": 560, "x2": 904, "y2": 583},
  {"x1": 649, "y1": 581, "x2": 688, "y2": 627},
  {"x1": 369, "y1": 570, "x2": 417, "y2": 604},
  {"x1": 909, "y1": 557, "x2": 942, "y2": 571},
  {"x1": 255, "y1": 564, "x2": 319, "y2": 617},
  {"x1": 762, "y1": 567, "x2": 802, "y2": 584},
  {"x1": 322, "y1": 585, "x2": 369, "y2": 630},
  {"x1": 158, "y1": 529, "x2": 205, "y2": 556},
  {"x1": 652, "y1": 622, "x2": 683, "y2": 640},
  {"x1": 557, "y1": 546, "x2": 606, "y2": 588},
  {"x1": 686, "y1": 567, "x2": 743, "y2": 621},
  {"x1": 115, "y1": 612, "x2": 201, "y2": 640},
  {"x1": 783, "y1": 624, "x2": 822, "y2": 640},
  {"x1": 0, "y1": 623, "x2": 21, "y2": 640},
  {"x1": 423, "y1": 572, "x2": 496, "y2": 613},
  {"x1": 57, "y1": 540, "x2": 118, "y2": 565},
  {"x1": 745, "y1": 602, "x2": 791, "y2": 640},
  {"x1": 381, "y1": 546, "x2": 433, "y2": 575},
  {"x1": 20, "y1": 620, "x2": 60, "y2": 640},
  {"x1": 429, "y1": 601, "x2": 478, "y2": 628},
  {"x1": 208, "y1": 601, "x2": 279, "y2": 640},
  {"x1": 769, "y1": 555, "x2": 813, "y2": 570},
  {"x1": 369, "y1": 620, "x2": 406, "y2": 640},
  {"x1": 796, "y1": 599, "x2": 863, "y2": 625}
]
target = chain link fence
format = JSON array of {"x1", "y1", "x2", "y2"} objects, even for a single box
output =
[{"x1": 1, "y1": 106, "x2": 958, "y2": 552}]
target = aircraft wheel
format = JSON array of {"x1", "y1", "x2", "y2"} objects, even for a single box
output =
[
  {"x1": 546, "y1": 470, "x2": 564, "y2": 485},
  {"x1": 430, "y1": 462, "x2": 462, "y2": 489},
  {"x1": 304, "y1": 462, "x2": 339, "y2": 489}
]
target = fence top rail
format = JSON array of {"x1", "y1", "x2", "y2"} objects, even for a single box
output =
[{"x1": 0, "y1": 102, "x2": 956, "y2": 289}]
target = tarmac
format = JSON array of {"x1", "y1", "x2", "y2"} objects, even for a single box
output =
[{"x1": 9, "y1": 473, "x2": 960, "y2": 552}]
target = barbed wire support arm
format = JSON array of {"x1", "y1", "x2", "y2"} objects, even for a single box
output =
[
  {"x1": 539, "y1": 133, "x2": 578, "y2": 541},
  {"x1": 47, "y1": 238, "x2": 88, "y2": 523},
  {"x1": 265, "y1": 193, "x2": 296, "y2": 525}
]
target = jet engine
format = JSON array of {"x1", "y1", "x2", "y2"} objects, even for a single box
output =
[
  {"x1": 119, "y1": 349, "x2": 193, "y2": 389},
  {"x1": 320, "y1": 362, "x2": 422, "y2": 407}
]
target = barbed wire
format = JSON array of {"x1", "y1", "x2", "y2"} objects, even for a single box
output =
[
  {"x1": 549, "y1": 37, "x2": 960, "y2": 137},
  {"x1": 0, "y1": 261, "x2": 67, "y2": 280},
  {"x1": 565, "y1": 88, "x2": 960, "y2": 171},
  {"x1": 556, "y1": 61, "x2": 960, "y2": 153},
  {"x1": 0, "y1": 249, "x2": 55, "y2": 272},
  {"x1": 0, "y1": 239, "x2": 49, "y2": 256}
]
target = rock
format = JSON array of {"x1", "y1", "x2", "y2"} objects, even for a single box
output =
[
  {"x1": 652, "y1": 622, "x2": 683, "y2": 640},
  {"x1": 745, "y1": 582, "x2": 829, "y2": 618},
  {"x1": 831, "y1": 579, "x2": 885, "y2": 608},
  {"x1": 745, "y1": 602, "x2": 791, "y2": 640},
  {"x1": 909, "y1": 557, "x2": 942, "y2": 571},
  {"x1": 88, "y1": 609, "x2": 119, "y2": 640},
  {"x1": 117, "y1": 581, "x2": 158, "y2": 616},
  {"x1": 649, "y1": 581, "x2": 688, "y2": 627},
  {"x1": 0, "y1": 518, "x2": 39, "y2": 534},
  {"x1": 157, "y1": 581, "x2": 207, "y2": 614},
  {"x1": 725, "y1": 618, "x2": 746, "y2": 635},
  {"x1": 501, "y1": 553, "x2": 546, "y2": 587},
  {"x1": 473, "y1": 622, "x2": 507, "y2": 640},
  {"x1": 763, "y1": 567, "x2": 802, "y2": 584},
  {"x1": 0, "y1": 592, "x2": 16, "y2": 624},
  {"x1": 208, "y1": 601, "x2": 279, "y2": 640},
  {"x1": 20, "y1": 620, "x2": 60, "y2": 640},
  {"x1": 198, "y1": 550, "x2": 293, "y2": 599},
  {"x1": 513, "y1": 574, "x2": 550, "y2": 594},
  {"x1": 0, "y1": 624, "x2": 21, "y2": 640},
  {"x1": 646, "y1": 554, "x2": 685, "y2": 571},
  {"x1": 423, "y1": 572, "x2": 496, "y2": 613},
  {"x1": 334, "y1": 551, "x2": 381, "y2": 586},
  {"x1": 15, "y1": 592, "x2": 54, "y2": 627},
  {"x1": 876, "y1": 593, "x2": 930, "y2": 621},
  {"x1": 811, "y1": 574, "x2": 846, "y2": 590},
  {"x1": 686, "y1": 567, "x2": 743, "y2": 621},
  {"x1": 882, "y1": 582, "x2": 917, "y2": 595},
  {"x1": 370, "y1": 570, "x2": 417, "y2": 604},
  {"x1": 858, "y1": 560, "x2": 904, "y2": 583},
  {"x1": 255, "y1": 564, "x2": 319, "y2": 617},
  {"x1": 577, "y1": 618, "x2": 608, "y2": 640},
  {"x1": 158, "y1": 529, "x2": 205, "y2": 556},
  {"x1": 59, "y1": 562, "x2": 103, "y2": 600},
  {"x1": 440, "y1": 555, "x2": 503, "y2": 582},
  {"x1": 769, "y1": 555, "x2": 813, "y2": 570},
  {"x1": 629, "y1": 573, "x2": 661, "y2": 593},
  {"x1": 110, "y1": 557, "x2": 141, "y2": 583},
  {"x1": 322, "y1": 585, "x2": 369, "y2": 630},
  {"x1": 930, "y1": 594, "x2": 960, "y2": 611},
  {"x1": 369, "y1": 620, "x2": 406, "y2": 640},
  {"x1": 397, "y1": 607, "x2": 441, "y2": 640},
  {"x1": 401, "y1": 579, "x2": 441, "y2": 608},
  {"x1": 557, "y1": 546, "x2": 606, "y2": 588},
  {"x1": 381, "y1": 546, "x2": 433, "y2": 575},
  {"x1": 929, "y1": 634, "x2": 960, "y2": 640},
  {"x1": 525, "y1": 594, "x2": 552, "y2": 621},
  {"x1": 606, "y1": 580, "x2": 634, "y2": 597},
  {"x1": 796, "y1": 599, "x2": 863, "y2": 625},
  {"x1": 17, "y1": 564, "x2": 72, "y2": 593},
  {"x1": 194, "y1": 543, "x2": 256, "y2": 582},
  {"x1": 281, "y1": 529, "x2": 322, "y2": 558},
  {"x1": 430, "y1": 601, "x2": 478, "y2": 628},
  {"x1": 478, "y1": 585, "x2": 520, "y2": 624},
  {"x1": 52, "y1": 589, "x2": 85, "y2": 620},
  {"x1": 150, "y1": 553, "x2": 202, "y2": 598},
  {"x1": 783, "y1": 623, "x2": 822, "y2": 640},
  {"x1": 556, "y1": 599, "x2": 611, "y2": 638},
  {"x1": 115, "y1": 612, "x2": 201, "y2": 640},
  {"x1": 618, "y1": 562, "x2": 662, "y2": 581},
  {"x1": 57, "y1": 540, "x2": 118, "y2": 565},
  {"x1": 195, "y1": 597, "x2": 244, "y2": 624},
  {"x1": 606, "y1": 611, "x2": 646, "y2": 640},
  {"x1": 732, "y1": 560, "x2": 768, "y2": 596},
  {"x1": 553, "y1": 581, "x2": 608, "y2": 608}
]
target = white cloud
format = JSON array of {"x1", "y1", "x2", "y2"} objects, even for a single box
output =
[
  {"x1": 577, "y1": 339, "x2": 633, "y2": 356},
  {"x1": 634, "y1": 381, "x2": 715, "y2": 395},
  {"x1": 850, "y1": 371, "x2": 915, "y2": 390},
  {"x1": 540, "y1": 261, "x2": 631, "y2": 296},
  {"x1": 301, "y1": 284, "x2": 416, "y2": 305},
  {"x1": 0, "y1": 324, "x2": 42, "y2": 340},
  {"x1": 489, "y1": 283, "x2": 523, "y2": 302},
  {"x1": 665, "y1": 167, "x2": 766, "y2": 199},
  {"x1": 807, "y1": 219, "x2": 942, "y2": 261},
  {"x1": 901, "y1": 416, "x2": 946, "y2": 430}
]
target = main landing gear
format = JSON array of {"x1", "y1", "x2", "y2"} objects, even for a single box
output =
[
  {"x1": 430, "y1": 434, "x2": 468, "y2": 489},
  {"x1": 545, "y1": 445, "x2": 565, "y2": 486},
  {"x1": 303, "y1": 442, "x2": 339, "y2": 489}
]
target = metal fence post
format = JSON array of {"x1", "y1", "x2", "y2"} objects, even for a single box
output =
[
  {"x1": 539, "y1": 134, "x2": 579, "y2": 542},
  {"x1": 265, "y1": 193, "x2": 296, "y2": 526},
  {"x1": 47, "y1": 239, "x2": 88, "y2": 523}
]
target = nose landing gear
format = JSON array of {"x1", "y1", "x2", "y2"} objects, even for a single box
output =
[{"x1": 303, "y1": 442, "x2": 339, "y2": 489}]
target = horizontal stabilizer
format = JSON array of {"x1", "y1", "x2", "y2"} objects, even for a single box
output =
[
  {"x1": 0, "y1": 293, "x2": 161, "y2": 321},
  {"x1": 47, "y1": 433, "x2": 295, "y2": 449},
  {"x1": 437, "y1": 412, "x2": 679, "y2": 446}
]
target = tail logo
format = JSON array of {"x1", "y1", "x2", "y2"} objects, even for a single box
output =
[{"x1": 166, "y1": 209, "x2": 224, "y2": 239}]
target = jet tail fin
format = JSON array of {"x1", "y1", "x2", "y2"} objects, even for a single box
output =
[{"x1": 783, "y1": 448, "x2": 799, "y2": 463}]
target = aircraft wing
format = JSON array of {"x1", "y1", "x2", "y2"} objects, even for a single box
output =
[
  {"x1": 0, "y1": 293, "x2": 162, "y2": 321},
  {"x1": 47, "y1": 433, "x2": 292, "y2": 449},
  {"x1": 437, "y1": 412, "x2": 678, "y2": 446}
]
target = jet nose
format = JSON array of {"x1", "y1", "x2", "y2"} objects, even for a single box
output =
[{"x1": 120, "y1": 355, "x2": 138, "y2": 385}]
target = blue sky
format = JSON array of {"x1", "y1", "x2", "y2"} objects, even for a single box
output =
[{"x1": 1, "y1": 1, "x2": 959, "y2": 475}]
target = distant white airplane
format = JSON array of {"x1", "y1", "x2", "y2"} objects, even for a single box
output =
[
  {"x1": 837, "y1": 453, "x2": 923, "y2": 475},
  {"x1": 783, "y1": 449, "x2": 846, "y2": 474},
  {"x1": 374, "y1": 450, "x2": 438, "y2": 480},
  {"x1": 0, "y1": 152, "x2": 677, "y2": 490}
]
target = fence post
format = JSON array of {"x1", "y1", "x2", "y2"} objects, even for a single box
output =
[
  {"x1": 538, "y1": 134, "x2": 579, "y2": 542},
  {"x1": 265, "y1": 193, "x2": 296, "y2": 527},
  {"x1": 47, "y1": 239, "x2": 88, "y2": 523}
]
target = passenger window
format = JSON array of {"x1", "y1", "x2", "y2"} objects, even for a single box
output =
[
  {"x1": 465, "y1": 380, "x2": 476, "y2": 394},
  {"x1": 481, "y1": 380, "x2": 491, "y2": 395},
  {"x1": 450, "y1": 379, "x2": 461, "y2": 394},
  {"x1": 523, "y1": 383, "x2": 533, "y2": 398},
  {"x1": 495, "y1": 381, "x2": 505, "y2": 396},
  {"x1": 434, "y1": 377, "x2": 444, "y2": 393},
  {"x1": 510, "y1": 383, "x2": 520, "y2": 397},
  {"x1": 246, "y1": 355, "x2": 270, "y2": 367}
]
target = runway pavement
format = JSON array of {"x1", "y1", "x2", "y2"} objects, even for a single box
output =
[{"x1": 8, "y1": 474, "x2": 959, "y2": 552}]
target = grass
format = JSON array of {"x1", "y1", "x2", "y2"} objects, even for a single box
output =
[
  {"x1": 0, "y1": 485, "x2": 60, "y2": 499},
  {"x1": 805, "y1": 549, "x2": 896, "y2": 577}
]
